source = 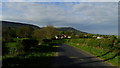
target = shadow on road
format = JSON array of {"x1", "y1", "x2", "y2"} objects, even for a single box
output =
[
  {"x1": 3, "y1": 56, "x2": 116, "y2": 68},
  {"x1": 53, "y1": 56, "x2": 117, "y2": 68}
]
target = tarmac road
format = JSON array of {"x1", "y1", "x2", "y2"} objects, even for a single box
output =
[{"x1": 52, "y1": 44, "x2": 116, "y2": 68}]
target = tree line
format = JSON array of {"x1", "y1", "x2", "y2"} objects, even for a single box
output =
[{"x1": 3, "y1": 25, "x2": 60, "y2": 42}]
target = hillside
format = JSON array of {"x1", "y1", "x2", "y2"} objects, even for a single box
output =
[
  {"x1": 2, "y1": 21, "x2": 40, "y2": 29},
  {"x1": 2, "y1": 21, "x2": 87, "y2": 35},
  {"x1": 57, "y1": 27, "x2": 87, "y2": 34}
]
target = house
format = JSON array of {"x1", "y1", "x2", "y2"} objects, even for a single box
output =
[
  {"x1": 97, "y1": 36, "x2": 103, "y2": 39},
  {"x1": 92, "y1": 36, "x2": 97, "y2": 38},
  {"x1": 68, "y1": 36, "x2": 71, "y2": 39},
  {"x1": 54, "y1": 34, "x2": 71, "y2": 39},
  {"x1": 97, "y1": 37, "x2": 101, "y2": 39},
  {"x1": 55, "y1": 36, "x2": 58, "y2": 39}
]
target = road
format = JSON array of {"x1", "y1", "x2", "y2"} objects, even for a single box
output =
[{"x1": 52, "y1": 44, "x2": 116, "y2": 68}]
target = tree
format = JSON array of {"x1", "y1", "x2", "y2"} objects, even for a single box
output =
[
  {"x1": 2, "y1": 27, "x2": 16, "y2": 42},
  {"x1": 110, "y1": 35, "x2": 117, "y2": 48},
  {"x1": 33, "y1": 25, "x2": 59, "y2": 40},
  {"x1": 16, "y1": 26, "x2": 34, "y2": 38},
  {"x1": 79, "y1": 33, "x2": 85, "y2": 38},
  {"x1": 42, "y1": 25, "x2": 59, "y2": 39},
  {"x1": 32, "y1": 29, "x2": 46, "y2": 40}
]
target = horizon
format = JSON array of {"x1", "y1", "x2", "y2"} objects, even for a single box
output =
[
  {"x1": 2, "y1": 20, "x2": 118, "y2": 36},
  {"x1": 1, "y1": 2, "x2": 118, "y2": 35}
]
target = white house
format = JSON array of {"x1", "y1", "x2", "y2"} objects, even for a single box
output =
[
  {"x1": 68, "y1": 36, "x2": 71, "y2": 39},
  {"x1": 97, "y1": 36, "x2": 102, "y2": 39}
]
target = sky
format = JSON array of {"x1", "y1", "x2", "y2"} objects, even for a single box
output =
[
  {"x1": 1, "y1": 0, "x2": 120, "y2": 2},
  {"x1": 1, "y1": 1, "x2": 119, "y2": 35}
]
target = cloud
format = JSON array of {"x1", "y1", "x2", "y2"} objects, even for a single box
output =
[
  {"x1": 71, "y1": 3, "x2": 118, "y2": 24},
  {"x1": 2, "y1": 0, "x2": 120, "y2": 2},
  {"x1": 86, "y1": 0, "x2": 119, "y2": 2},
  {"x1": 0, "y1": 3, "x2": 2, "y2": 20},
  {"x1": 2, "y1": 2, "x2": 118, "y2": 35},
  {"x1": 2, "y1": 3, "x2": 67, "y2": 25}
]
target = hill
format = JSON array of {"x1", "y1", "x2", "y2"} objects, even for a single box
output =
[
  {"x1": 2, "y1": 21, "x2": 40, "y2": 29},
  {"x1": 2, "y1": 21, "x2": 87, "y2": 35},
  {"x1": 57, "y1": 27, "x2": 87, "y2": 34}
]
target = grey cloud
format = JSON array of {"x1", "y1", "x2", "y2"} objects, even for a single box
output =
[
  {"x1": 2, "y1": 2, "x2": 118, "y2": 35},
  {"x1": 4, "y1": 0, "x2": 120, "y2": 2}
]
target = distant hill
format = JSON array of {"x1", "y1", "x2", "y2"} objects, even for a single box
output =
[
  {"x1": 56, "y1": 27, "x2": 87, "y2": 34},
  {"x1": 2, "y1": 21, "x2": 40, "y2": 29},
  {"x1": 2, "y1": 21, "x2": 87, "y2": 35}
]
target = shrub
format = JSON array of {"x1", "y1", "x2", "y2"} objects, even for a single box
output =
[
  {"x1": 2, "y1": 42, "x2": 9, "y2": 56},
  {"x1": 21, "y1": 39, "x2": 39, "y2": 52}
]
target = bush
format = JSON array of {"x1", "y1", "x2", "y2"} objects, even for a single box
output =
[
  {"x1": 2, "y1": 42, "x2": 9, "y2": 56},
  {"x1": 2, "y1": 42, "x2": 23, "y2": 56},
  {"x1": 21, "y1": 39, "x2": 39, "y2": 52}
]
